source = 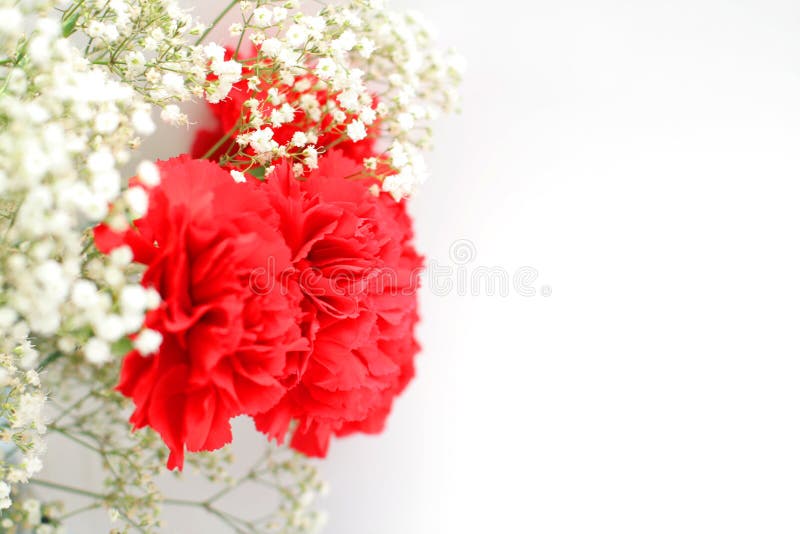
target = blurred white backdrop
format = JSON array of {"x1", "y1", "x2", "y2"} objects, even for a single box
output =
[{"x1": 45, "y1": 0, "x2": 800, "y2": 532}]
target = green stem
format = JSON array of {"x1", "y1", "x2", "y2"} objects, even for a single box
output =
[
  {"x1": 233, "y1": 12, "x2": 254, "y2": 59},
  {"x1": 59, "y1": 502, "x2": 101, "y2": 520},
  {"x1": 37, "y1": 351, "x2": 64, "y2": 372},
  {"x1": 118, "y1": 512, "x2": 147, "y2": 534},
  {"x1": 62, "y1": 0, "x2": 87, "y2": 23},
  {"x1": 49, "y1": 426, "x2": 103, "y2": 454},
  {"x1": 163, "y1": 497, "x2": 201, "y2": 507},
  {"x1": 201, "y1": 121, "x2": 241, "y2": 160},
  {"x1": 195, "y1": 0, "x2": 239, "y2": 45},
  {"x1": 28, "y1": 479, "x2": 104, "y2": 500},
  {"x1": 51, "y1": 390, "x2": 98, "y2": 425}
]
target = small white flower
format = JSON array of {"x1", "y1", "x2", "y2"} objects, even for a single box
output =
[
  {"x1": 249, "y1": 127, "x2": 275, "y2": 154},
  {"x1": 161, "y1": 72, "x2": 186, "y2": 97},
  {"x1": 104, "y1": 266, "x2": 125, "y2": 288},
  {"x1": 109, "y1": 245, "x2": 134, "y2": 267},
  {"x1": 145, "y1": 287, "x2": 161, "y2": 309},
  {"x1": 14, "y1": 393, "x2": 44, "y2": 429},
  {"x1": 252, "y1": 6, "x2": 272, "y2": 28},
  {"x1": 260, "y1": 38, "x2": 283, "y2": 58},
  {"x1": 358, "y1": 38, "x2": 376, "y2": 58},
  {"x1": 25, "y1": 369, "x2": 40, "y2": 387},
  {"x1": 84, "y1": 337, "x2": 111, "y2": 364},
  {"x1": 94, "y1": 111, "x2": 120, "y2": 134},
  {"x1": 124, "y1": 51, "x2": 147, "y2": 76},
  {"x1": 71, "y1": 280, "x2": 99, "y2": 308},
  {"x1": 101, "y1": 23, "x2": 120, "y2": 42},
  {"x1": 24, "y1": 456, "x2": 43, "y2": 476},
  {"x1": 303, "y1": 15, "x2": 326, "y2": 37},
  {"x1": 276, "y1": 47, "x2": 299, "y2": 67},
  {"x1": 360, "y1": 106, "x2": 377, "y2": 125},
  {"x1": 336, "y1": 89, "x2": 361, "y2": 112},
  {"x1": 137, "y1": 160, "x2": 160, "y2": 187},
  {"x1": 95, "y1": 314, "x2": 125, "y2": 342},
  {"x1": 0, "y1": 8, "x2": 22, "y2": 36},
  {"x1": 81, "y1": 192, "x2": 108, "y2": 220},
  {"x1": 120, "y1": 285, "x2": 147, "y2": 315},
  {"x1": 303, "y1": 147, "x2": 319, "y2": 169},
  {"x1": 291, "y1": 132, "x2": 308, "y2": 147},
  {"x1": 332, "y1": 30, "x2": 357, "y2": 53},
  {"x1": 272, "y1": 7, "x2": 288, "y2": 22},
  {"x1": 346, "y1": 120, "x2": 367, "y2": 142},
  {"x1": 270, "y1": 103, "x2": 295, "y2": 127},
  {"x1": 86, "y1": 20, "x2": 104, "y2": 39},
  {"x1": 315, "y1": 58, "x2": 337, "y2": 80},
  {"x1": 92, "y1": 170, "x2": 121, "y2": 202},
  {"x1": 396, "y1": 112, "x2": 415, "y2": 131},
  {"x1": 160, "y1": 104, "x2": 185, "y2": 125},
  {"x1": 204, "y1": 43, "x2": 226, "y2": 64},
  {"x1": 108, "y1": 508, "x2": 121, "y2": 524},
  {"x1": 87, "y1": 149, "x2": 116, "y2": 174},
  {"x1": 214, "y1": 60, "x2": 242, "y2": 83},
  {"x1": 134, "y1": 329, "x2": 163, "y2": 356},
  {"x1": 388, "y1": 141, "x2": 409, "y2": 168},
  {"x1": 286, "y1": 24, "x2": 308, "y2": 47},
  {"x1": 131, "y1": 108, "x2": 156, "y2": 136},
  {"x1": 124, "y1": 186, "x2": 149, "y2": 217},
  {"x1": 230, "y1": 170, "x2": 247, "y2": 183}
]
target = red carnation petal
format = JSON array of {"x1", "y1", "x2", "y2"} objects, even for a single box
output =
[{"x1": 290, "y1": 420, "x2": 332, "y2": 458}]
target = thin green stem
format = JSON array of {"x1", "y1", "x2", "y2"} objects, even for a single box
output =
[
  {"x1": 233, "y1": 12, "x2": 253, "y2": 59},
  {"x1": 28, "y1": 479, "x2": 104, "y2": 500},
  {"x1": 59, "y1": 502, "x2": 101, "y2": 520},
  {"x1": 201, "y1": 120, "x2": 241, "y2": 160},
  {"x1": 49, "y1": 425, "x2": 103, "y2": 454},
  {"x1": 51, "y1": 390, "x2": 98, "y2": 425},
  {"x1": 118, "y1": 512, "x2": 147, "y2": 534},
  {"x1": 163, "y1": 497, "x2": 201, "y2": 507},
  {"x1": 196, "y1": 0, "x2": 239, "y2": 45},
  {"x1": 62, "y1": 0, "x2": 87, "y2": 23}
]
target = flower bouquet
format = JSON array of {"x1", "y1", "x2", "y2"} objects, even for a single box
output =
[{"x1": 0, "y1": 0, "x2": 462, "y2": 532}]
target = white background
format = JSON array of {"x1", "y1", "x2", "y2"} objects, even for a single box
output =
[{"x1": 47, "y1": 0, "x2": 800, "y2": 532}]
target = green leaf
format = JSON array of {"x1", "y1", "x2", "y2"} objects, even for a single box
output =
[
  {"x1": 250, "y1": 166, "x2": 267, "y2": 180},
  {"x1": 37, "y1": 351, "x2": 64, "y2": 371},
  {"x1": 62, "y1": 11, "x2": 80, "y2": 38},
  {"x1": 111, "y1": 337, "x2": 133, "y2": 356}
]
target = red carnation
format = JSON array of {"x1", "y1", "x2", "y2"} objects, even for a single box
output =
[
  {"x1": 191, "y1": 46, "x2": 379, "y2": 165},
  {"x1": 253, "y1": 151, "x2": 423, "y2": 457},
  {"x1": 94, "y1": 156, "x2": 305, "y2": 470}
]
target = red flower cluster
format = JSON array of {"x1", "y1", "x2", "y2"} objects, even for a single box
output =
[
  {"x1": 253, "y1": 151, "x2": 422, "y2": 456},
  {"x1": 191, "y1": 46, "x2": 379, "y2": 165},
  {"x1": 94, "y1": 157, "x2": 306, "y2": 470},
  {"x1": 97, "y1": 151, "x2": 421, "y2": 469}
]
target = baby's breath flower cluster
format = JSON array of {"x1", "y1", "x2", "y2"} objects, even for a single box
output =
[
  {"x1": 62, "y1": 0, "x2": 237, "y2": 126},
  {"x1": 259, "y1": 449, "x2": 328, "y2": 534},
  {"x1": 317, "y1": 1, "x2": 465, "y2": 198},
  {"x1": 204, "y1": 0, "x2": 463, "y2": 199},
  {"x1": 0, "y1": 0, "x2": 459, "y2": 530},
  {"x1": 0, "y1": 495, "x2": 64, "y2": 534},
  {"x1": 158, "y1": 441, "x2": 326, "y2": 534},
  {"x1": 0, "y1": 0, "x2": 169, "y2": 510},
  {"x1": 27, "y1": 357, "x2": 325, "y2": 533},
  {"x1": 0, "y1": 351, "x2": 46, "y2": 509}
]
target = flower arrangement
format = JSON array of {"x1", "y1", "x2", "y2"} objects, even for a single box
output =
[{"x1": 0, "y1": 0, "x2": 462, "y2": 531}]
